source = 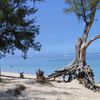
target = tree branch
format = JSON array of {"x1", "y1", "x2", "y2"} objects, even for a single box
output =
[
  {"x1": 82, "y1": 23, "x2": 92, "y2": 43},
  {"x1": 81, "y1": 0, "x2": 88, "y2": 24},
  {"x1": 82, "y1": 1, "x2": 98, "y2": 43},
  {"x1": 85, "y1": 35, "x2": 100, "y2": 48}
]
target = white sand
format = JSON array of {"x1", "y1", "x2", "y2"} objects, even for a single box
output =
[{"x1": 0, "y1": 72, "x2": 100, "y2": 100}]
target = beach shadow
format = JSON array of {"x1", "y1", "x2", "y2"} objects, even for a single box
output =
[
  {"x1": 56, "y1": 86, "x2": 80, "y2": 90},
  {"x1": 30, "y1": 89, "x2": 72, "y2": 96},
  {"x1": 30, "y1": 97, "x2": 45, "y2": 100},
  {"x1": 0, "y1": 78, "x2": 17, "y2": 84},
  {"x1": 25, "y1": 79, "x2": 54, "y2": 87},
  {"x1": 0, "y1": 91, "x2": 18, "y2": 100}
]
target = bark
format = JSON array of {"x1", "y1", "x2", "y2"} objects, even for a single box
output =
[
  {"x1": 82, "y1": 23, "x2": 92, "y2": 42},
  {"x1": 79, "y1": 43, "x2": 87, "y2": 65},
  {"x1": 75, "y1": 38, "x2": 82, "y2": 62}
]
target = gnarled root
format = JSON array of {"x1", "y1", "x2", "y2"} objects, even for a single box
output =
[{"x1": 47, "y1": 63, "x2": 100, "y2": 92}]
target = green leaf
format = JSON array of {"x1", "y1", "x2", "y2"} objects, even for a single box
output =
[{"x1": 2, "y1": 0, "x2": 8, "y2": 4}]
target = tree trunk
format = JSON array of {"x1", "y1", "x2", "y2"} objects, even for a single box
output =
[
  {"x1": 79, "y1": 44, "x2": 86, "y2": 65},
  {"x1": 75, "y1": 38, "x2": 82, "y2": 62}
]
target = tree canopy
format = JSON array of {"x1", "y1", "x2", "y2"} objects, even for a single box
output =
[
  {"x1": 65, "y1": 0, "x2": 100, "y2": 24},
  {"x1": 65, "y1": 0, "x2": 100, "y2": 43},
  {"x1": 0, "y1": 0, "x2": 42, "y2": 58}
]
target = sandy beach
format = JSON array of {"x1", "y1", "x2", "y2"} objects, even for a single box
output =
[
  {"x1": 0, "y1": 1, "x2": 100, "y2": 100},
  {"x1": 0, "y1": 72, "x2": 100, "y2": 100}
]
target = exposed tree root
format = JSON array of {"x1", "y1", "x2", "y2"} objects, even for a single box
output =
[{"x1": 47, "y1": 62, "x2": 100, "y2": 92}]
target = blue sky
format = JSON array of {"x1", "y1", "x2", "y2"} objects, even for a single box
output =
[{"x1": 31, "y1": 0, "x2": 100, "y2": 55}]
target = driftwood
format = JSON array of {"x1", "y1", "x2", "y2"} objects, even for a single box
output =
[
  {"x1": 19, "y1": 72, "x2": 24, "y2": 78},
  {"x1": 47, "y1": 64, "x2": 78, "y2": 82},
  {"x1": 36, "y1": 69, "x2": 45, "y2": 81},
  {"x1": 47, "y1": 63, "x2": 100, "y2": 92}
]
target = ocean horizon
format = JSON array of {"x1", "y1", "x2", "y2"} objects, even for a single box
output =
[{"x1": 0, "y1": 53, "x2": 100, "y2": 82}]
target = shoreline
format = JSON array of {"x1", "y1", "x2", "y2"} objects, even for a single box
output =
[
  {"x1": 1, "y1": 71, "x2": 36, "y2": 79},
  {"x1": 0, "y1": 71, "x2": 100, "y2": 83},
  {"x1": 0, "y1": 54, "x2": 100, "y2": 82}
]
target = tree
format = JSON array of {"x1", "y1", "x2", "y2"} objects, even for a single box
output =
[
  {"x1": 0, "y1": 0, "x2": 42, "y2": 58},
  {"x1": 48, "y1": 0, "x2": 100, "y2": 91},
  {"x1": 64, "y1": 0, "x2": 100, "y2": 65}
]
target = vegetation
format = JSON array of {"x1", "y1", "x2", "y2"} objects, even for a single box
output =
[{"x1": 0, "y1": 0, "x2": 42, "y2": 58}]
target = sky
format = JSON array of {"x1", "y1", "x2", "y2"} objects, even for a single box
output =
[{"x1": 21, "y1": 0, "x2": 100, "y2": 56}]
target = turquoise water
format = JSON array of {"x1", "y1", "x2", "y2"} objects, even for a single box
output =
[{"x1": 0, "y1": 54, "x2": 100, "y2": 82}]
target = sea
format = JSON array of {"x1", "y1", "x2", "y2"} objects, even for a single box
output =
[{"x1": 0, "y1": 53, "x2": 100, "y2": 82}]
